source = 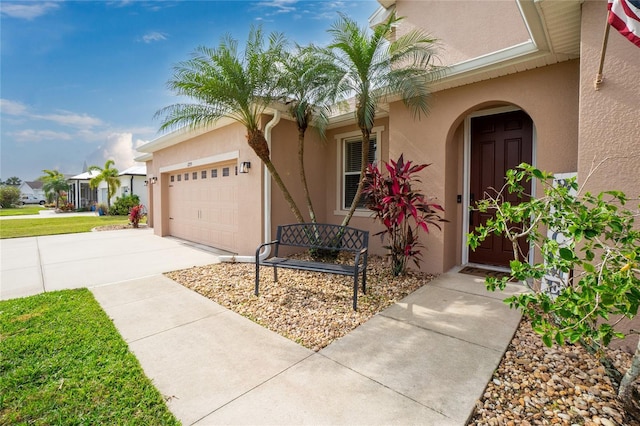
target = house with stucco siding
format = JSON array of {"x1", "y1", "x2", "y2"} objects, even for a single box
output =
[{"x1": 137, "y1": 0, "x2": 640, "y2": 274}]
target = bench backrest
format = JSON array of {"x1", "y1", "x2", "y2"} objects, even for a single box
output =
[{"x1": 276, "y1": 223, "x2": 369, "y2": 252}]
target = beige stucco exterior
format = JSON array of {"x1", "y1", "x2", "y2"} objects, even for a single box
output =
[
  {"x1": 139, "y1": 0, "x2": 639, "y2": 274},
  {"x1": 578, "y1": 0, "x2": 640, "y2": 198}
]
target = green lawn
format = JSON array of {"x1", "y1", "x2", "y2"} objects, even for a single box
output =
[
  {"x1": 0, "y1": 206, "x2": 47, "y2": 216},
  {"x1": 0, "y1": 216, "x2": 129, "y2": 239},
  {"x1": 0, "y1": 289, "x2": 179, "y2": 425}
]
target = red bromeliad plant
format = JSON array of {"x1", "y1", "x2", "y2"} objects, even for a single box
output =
[{"x1": 363, "y1": 154, "x2": 446, "y2": 276}]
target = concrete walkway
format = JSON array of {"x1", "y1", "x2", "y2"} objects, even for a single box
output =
[{"x1": 1, "y1": 229, "x2": 524, "y2": 425}]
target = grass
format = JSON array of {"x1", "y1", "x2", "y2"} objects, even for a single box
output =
[
  {"x1": 0, "y1": 206, "x2": 47, "y2": 216},
  {"x1": 0, "y1": 216, "x2": 129, "y2": 239},
  {"x1": 0, "y1": 289, "x2": 179, "y2": 425}
]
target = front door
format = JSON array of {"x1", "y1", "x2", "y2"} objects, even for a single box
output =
[{"x1": 468, "y1": 110, "x2": 533, "y2": 267}]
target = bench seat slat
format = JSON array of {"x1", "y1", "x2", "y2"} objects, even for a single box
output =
[{"x1": 261, "y1": 257, "x2": 364, "y2": 275}]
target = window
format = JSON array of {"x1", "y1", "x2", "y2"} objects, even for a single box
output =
[
  {"x1": 184, "y1": 173, "x2": 189, "y2": 181},
  {"x1": 177, "y1": 174, "x2": 182, "y2": 182},
  {"x1": 222, "y1": 167, "x2": 230, "y2": 177},
  {"x1": 192, "y1": 172, "x2": 197, "y2": 180},
  {"x1": 170, "y1": 175, "x2": 175, "y2": 182},
  {"x1": 212, "y1": 169, "x2": 218, "y2": 178},
  {"x1": 201, "y1": 170, "x2": 207, "y2": 179},
  {"x1": 342, "y1": 136, "x2": 377, "y2": 209}
]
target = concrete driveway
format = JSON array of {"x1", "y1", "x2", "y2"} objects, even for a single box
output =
[{"x1": 0, "y1": 228, "x2": 225, "y2": 300}]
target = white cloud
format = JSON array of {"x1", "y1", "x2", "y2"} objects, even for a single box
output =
[
  {"x1": 86, "y1": 133, "x2": 140, "y2": 170},
  {"x1": 141, "y1": 31, "x2": 167, "y2": 43},
  {"x1": 35, "y1": 111, "x2": 104, "y2": 129},
  {"x1": 10, "y1": 129, "x2": 73, "y2": 143},
  {"x1": 255, "y1": 0, "x2": 297, "y2": 14},
  {"x1": 0, "y1": 2, "x2": 60, "y2": 20},
  {"x1": 0, "y1": 98, "x2": 28, "y2": 116},
  {"x1": 1, "y1": 99, "x2": 103, "y2": 129}
]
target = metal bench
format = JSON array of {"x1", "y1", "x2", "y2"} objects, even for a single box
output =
[{"x1": 255, "y1": 223, "x2": 369, "y2": 310}]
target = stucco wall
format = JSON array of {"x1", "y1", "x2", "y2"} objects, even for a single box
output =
[
  {"x1": 395, "y1": 0, "x2": 530, "y2": 66},
  {"x1": 578, "y1": 0, "x2": 640, "y2": 198},
  {"x1": 389, "y1": 60, "x2": 580, "y2": 273}
]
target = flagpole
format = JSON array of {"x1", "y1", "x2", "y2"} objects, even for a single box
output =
[{"x1": 595, "y1": 10, "x2": 611, "y2": 91}]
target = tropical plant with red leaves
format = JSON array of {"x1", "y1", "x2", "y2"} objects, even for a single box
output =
[
  {"x1": 129, "y1": 204, "x2": 146, "y2": 228},
  {"x1": 363, "y1": 154, "x2": 446, "y2": 276}
]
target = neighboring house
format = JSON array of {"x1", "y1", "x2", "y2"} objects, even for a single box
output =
[
  {"x1": 137, "y1": 0, "x2": 640, "y2": 274},
  {"x1": 68, "y1": 171, "x2": 99, "y2": 208},
  {"x1": 19, "y1": 181, "x2": 45, "y2": 200},
  {"x1": 117, "y1": 165, "x2": 148, "y2": 207}
]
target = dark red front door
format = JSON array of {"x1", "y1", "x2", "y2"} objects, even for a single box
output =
[{"x1": 469, "y1": 110, "x2": 533, "y2": 267}]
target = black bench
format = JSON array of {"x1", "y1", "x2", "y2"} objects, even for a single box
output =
[{"x1": 255, "y1": 223, "x2": 369, "y2": 310}]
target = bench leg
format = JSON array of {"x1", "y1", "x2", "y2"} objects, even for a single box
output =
[
  {"x1": 255, "y1": 263, "x2": 260, "y2": 296},
  {"x1": 353, "y1": 275, "x2": 358, "y2": 311},
  {"x1": 362, "y1": 270, "x2": 367, "y2": 294}
]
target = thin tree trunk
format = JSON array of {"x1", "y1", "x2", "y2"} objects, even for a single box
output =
[
  {"x1": 341, "y1": 128, "x2": 371, "y2": 227},
  {"x1": 248, "y1": 129, "x2": 305, "y2": 223},
  {"x1": 619, "y1": 337, "x2": 640, "y2": 420},
  {"x1": 298, "y1": 127, "x2": 316, "y2": 224}
]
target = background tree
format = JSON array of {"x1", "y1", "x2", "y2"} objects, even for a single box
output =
[
  {"x1": 5, "y1": 176, "x2": 22, "y2": 186},
  {"x1": 156, "y1": 26, "x2": 305, "y2": 223},
  {"x1": 279, "y1": 45, "x2": 336, "y2": 224},
  {"x1": 39, "y1": 169, "x2": 69, "y2": 209},
  {"x1": 321, "y1": 13, "x2": 440, "y2": 226},
  {"x1": 88, "y1": 160, "x2": 120, "y2": 210},
  {"x1": 0, "y1": 185, "x2": 21, "y2": 208}
]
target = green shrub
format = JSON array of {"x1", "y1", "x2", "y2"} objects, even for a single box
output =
[
  {"x1": 0, "y1": 186, "x2": 21, "y2": 208},
  {"x1": 109, "y1": 195, "x2": 140, "y2": 216}
]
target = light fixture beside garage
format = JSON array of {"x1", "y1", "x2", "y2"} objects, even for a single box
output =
[
  {"x1": 145, "y1": 177, "x2": 158, "y2": 186},
  {"x1": 239, "y1": 162, "x2": 251, "y2": 174}
]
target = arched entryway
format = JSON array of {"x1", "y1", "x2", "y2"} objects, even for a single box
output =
[{"x1": 461, "y1": 106, "x2": 535, "y2": 268}]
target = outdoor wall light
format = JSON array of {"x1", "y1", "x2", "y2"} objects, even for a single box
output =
[
  {"x1": 144, "y1": 180, "x2": 148, "y2": 186},
  {"x1": 145, "y1": 177, "x2": 157, "y2": 186},
  {"x1": 239, "y1": 162, "x2": 251, "y2": 174}
]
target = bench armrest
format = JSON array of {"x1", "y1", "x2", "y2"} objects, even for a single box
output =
[
  {"x1": 256, "y1": 240, "x2": 279, "y2": 260},
  {"x1": 355, "y1": 247, "x2": 368, "y2": 266}
]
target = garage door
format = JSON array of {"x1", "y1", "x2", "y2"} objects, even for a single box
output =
[{"x1": 167, "y1": 162, "x2": 238, "y2": 252}]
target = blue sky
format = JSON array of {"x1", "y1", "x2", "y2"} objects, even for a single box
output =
[{"x1": 0, "y1": 0, "x2": 378, "y2": 181}]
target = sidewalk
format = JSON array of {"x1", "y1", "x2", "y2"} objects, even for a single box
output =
[
  {"x1": 1, "y1": 229, "x2": 523, "y2": 424},
  {"x1": 91, "y1": 271, "x2": 524, "y2": 425},
  {"x1": 0, "y1": 210, "x2": 99, "y2": 220}
]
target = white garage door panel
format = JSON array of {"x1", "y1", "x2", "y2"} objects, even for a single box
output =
[{"x1": 167, "y1": 162, "x2": 239, "y2": 252}]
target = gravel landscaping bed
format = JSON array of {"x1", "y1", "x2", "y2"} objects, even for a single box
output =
[
  {"x1": 92, "y1": 224, "x2": 148, "y2": 231},
  {"x1": 166, "y1": 256, "x2": 639, "y2": 424},
  {"x1": 167, "y1": 255, "x2": 432, "y2": 351}
]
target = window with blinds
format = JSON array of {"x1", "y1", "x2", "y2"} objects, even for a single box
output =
[{"x1": 343, "y1": 137, "x2": 376, "y2": 209}]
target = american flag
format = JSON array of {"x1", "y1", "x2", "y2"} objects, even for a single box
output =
[{"x1": 608, "y1": 0, "x2": 640, "y2": 47}]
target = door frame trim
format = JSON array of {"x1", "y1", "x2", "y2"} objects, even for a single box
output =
[{"x1": 461, "y1": 106, "x2": 537, "y2": 266}]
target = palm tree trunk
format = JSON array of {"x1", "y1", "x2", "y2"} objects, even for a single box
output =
[
  {"x1": 248, "y1": 129, "x2": 305, "y2": 223},
  {"x1": 341, "y1": 128, "x2": 371, "y2": 227},
  {"x1": 298, "y1": 128, "x2": 317, "y2": 224}
]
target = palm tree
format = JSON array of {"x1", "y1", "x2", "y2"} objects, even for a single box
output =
[
  {"x1": 156, "y1": 26, "x2": 305, "y2": 223},
  {"x1": 279, "y1": 46, "x2": 336, "y2": 224},
  {"x1": 322, "y1": 13, "x2": 440, "y2": 226},
  {"x1": 39, "y1": 169, "x2": 69, "y2": 208},
  {"x1": 88, "y1": 159, "x2": 120, "y2": 210}
]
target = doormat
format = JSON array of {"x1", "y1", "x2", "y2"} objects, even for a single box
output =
[{"x1": 458, "y1": 266, "x2": 515, "y2": 281}]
